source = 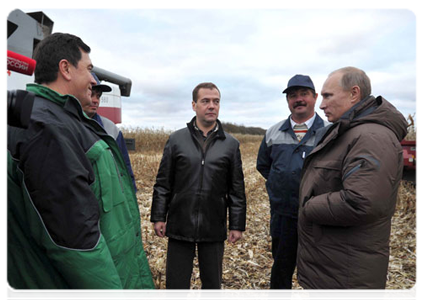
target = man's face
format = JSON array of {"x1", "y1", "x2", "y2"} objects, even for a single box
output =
[
  {"x1": 69, "y1": 50, "x2": 96, "y2": 108},
  {"x1": 192, "y1": 88, "x2": 220, "y2": 128},
  {"x1": 83, "y1": 89, "x2": 101, "y2": 118},
  {"x1": 320, "y1": 72, "x2": 353, "y2": 122},
  {"x1": 286, "y1": 88, "x2": 317, "y2": 122}
]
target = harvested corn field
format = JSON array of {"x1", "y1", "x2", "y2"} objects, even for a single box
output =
[{"x1": 128, "y1": 131, "x2": 416, "y2": 290}]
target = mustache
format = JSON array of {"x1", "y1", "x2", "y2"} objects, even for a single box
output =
[{"x1": 293, "y1": 102, "x2": 307, "y2": 108}]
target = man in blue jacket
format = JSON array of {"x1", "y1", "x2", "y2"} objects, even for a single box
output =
[{"x1": 256, "y1": 75, "x2": 327, "y2": 289}]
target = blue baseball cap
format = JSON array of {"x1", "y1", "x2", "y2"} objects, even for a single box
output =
[
  {"x1": 283, "y1": 74, "x2": 315, "y2": 93},
  {"x1": 92, "y1": 72, "x2": 112, "y2": 93}
]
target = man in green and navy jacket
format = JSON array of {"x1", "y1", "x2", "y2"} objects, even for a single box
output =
[{"x1": 7, "y1": 33, "x2": 154, "y2": 289}]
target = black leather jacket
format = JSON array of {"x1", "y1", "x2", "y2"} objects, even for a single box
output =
[{"x1": 151, "y1": 118, "x2": 247, "y2": 242}]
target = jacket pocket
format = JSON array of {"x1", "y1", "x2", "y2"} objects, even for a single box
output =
[
  {"x1": 313, "y1": 160, "x2": 342, "y2": 171},
  {"x1": 312, "y1": 160, "x2": 343, "y2": 193},
  {"x1": 266, "y1": 168, "x2": 284, "y2": 200},
  {"x1": 206, "y1": 194, "x2": 227, "y2": 226},
  {"x1": 220, "y1": 197, "x2": 227, "y2": 224},
  {"x1": 167, "y1": 193, "x2": 178, "y2": 219},
  {"x1": 167, "y1": 191, "x2": 195, "y2": 225}
]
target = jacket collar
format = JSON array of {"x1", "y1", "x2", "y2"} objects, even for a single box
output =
[
  {"x1": 336, "y1": 95, "x2": 378, "y2": 137},
  {"x1": 26, "y1": 83, "x2": 111, "y2": 138},
  {"x1": 280, "y1": 113, "x2": 324, "y2": 132},
  {"x1": 314, "y1": 96, "x2": 379, "y2": 151},
  {"x1": 280, "y1": 113, "x2": 325, "y2": 144},
  {"x1": 187, "y1": 117, "x2": 226, "y2": 140},
  {"x1": 26, "y1": 83, "x2": 88, "y2": 122},
  {"x1": 340, "y1": 95, "x2": 376, "y2": 122}
]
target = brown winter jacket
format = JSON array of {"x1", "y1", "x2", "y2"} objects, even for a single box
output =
[{"x1": 297, "y1": 96, "x2": 408, "y2": 289}]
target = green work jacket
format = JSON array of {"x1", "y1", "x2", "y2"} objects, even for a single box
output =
[{"x1": 8, "y1": 84, "x2": 155, "y2": 289}]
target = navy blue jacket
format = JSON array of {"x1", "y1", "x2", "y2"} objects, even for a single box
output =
[{"x1": 256, "y1": 114, "x2": 327, "y2": 233}]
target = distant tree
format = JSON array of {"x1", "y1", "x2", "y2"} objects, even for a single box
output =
[{"x1": 221, "y1": 122, "x2": 266, "y2": 135}]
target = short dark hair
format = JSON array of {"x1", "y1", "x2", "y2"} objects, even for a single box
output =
[
  {"x1": 192, "y1": 82, "x2": 220, "y2": 103},
  {"x1": 33, "y1": 32, "x2": 91, "y2": 84}
]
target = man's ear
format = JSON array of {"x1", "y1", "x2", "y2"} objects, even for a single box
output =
[
  {"x1": 350, "y1": 85, "x2": 361, "y2": 104},
  {"x1": 58, "y1": 59, "x2": 72, "y2": 81}
]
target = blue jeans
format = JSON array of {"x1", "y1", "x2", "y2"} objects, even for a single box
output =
[{"x1": 270, "y1": 215, "x2": 298, "y2": 289}]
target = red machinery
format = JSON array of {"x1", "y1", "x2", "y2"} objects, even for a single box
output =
[{"x1": 401, "y1": 140, "x2": 420, "y2": 184}]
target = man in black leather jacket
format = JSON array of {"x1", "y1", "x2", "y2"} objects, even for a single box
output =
[{"x1": 151, "y1": 82, "x2": 247, "y2": 289}]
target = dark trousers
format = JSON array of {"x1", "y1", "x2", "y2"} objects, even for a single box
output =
[
  {"x1": 166, "y1": 238, "x2": 224, "y2": 289},
  {"x1": 270, "y1": 216, "x2": 298, "y2": 289}
]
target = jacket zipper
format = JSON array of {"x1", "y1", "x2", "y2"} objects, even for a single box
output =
[
  {"x1": 198, "y1": 136, "x2": 216, "y2": 194},
  {"x1": 192, "y1": 133, "x2": 216, "y2": 240},
  {"x1": 188, "y1": 135, "x2": 202, "y2": 240},
  {"x1": 343, "y1": 163, "x2": 362, "y2": 181}
]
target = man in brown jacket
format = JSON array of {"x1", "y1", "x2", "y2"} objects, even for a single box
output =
[{"x1": 297, "y1": 66, "x2": 408, "y2": 289}]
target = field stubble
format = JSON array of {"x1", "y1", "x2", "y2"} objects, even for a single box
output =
[{"x1": 127, "y1": 130, "x2": 416, "y2": 290}]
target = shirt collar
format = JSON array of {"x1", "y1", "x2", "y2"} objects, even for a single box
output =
[
  {"x1": 290, "y1": 113, "x2": 316, "y2": 129},
  {"x1": 193, "y1": 119, "x2": 219, "y2": 137}
]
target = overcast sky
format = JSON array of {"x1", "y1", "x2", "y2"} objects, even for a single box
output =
[{"x1": 6, "y1": 2, "x2": 418, "y2": 131}]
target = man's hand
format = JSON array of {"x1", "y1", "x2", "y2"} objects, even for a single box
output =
[
  {"x1": 228, "y1": 230, "x2": 243, "y2": 244},
  {"x1": 154, "y1": 222, "x2": 166, "y2": 237}
]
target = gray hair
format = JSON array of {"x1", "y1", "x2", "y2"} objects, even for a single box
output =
[{"x1": 330, "y1": 66, "x2": 372, "y2": 99}]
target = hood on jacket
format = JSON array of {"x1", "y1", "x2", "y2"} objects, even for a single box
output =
[{"x1": 337, "y1": 95, "x2": 408, "y2": 142}]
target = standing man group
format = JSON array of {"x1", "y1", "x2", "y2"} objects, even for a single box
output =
[
  {"x1": 7, "y1": 32, "x2": 154, "y2": 289},
  {"x1": 151, "y1": 82, "x2": 247, "y2": 289},
  {"x1": 256, "y1": 75, "x2": 327, "y2": 289},
  {"x1": 7, "y1": 31, "x2": 406, "y2": 290},
  {"x1": 148, "y1": 69, "x2": 406, "y2": 290}
]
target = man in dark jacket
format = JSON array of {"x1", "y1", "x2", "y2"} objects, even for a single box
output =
[
  {"x1": 7, "y1": 33, "x2": 154, "y2": 289},
  {"x1": 297, "y1": 66, "x2": 408, "y2": 289},
  {"x1": 256, "y1": 75, "x2": 327, "y2": 289},
  {"x1": 151, "y1": 82, "x2": 247, "y2": 289}
]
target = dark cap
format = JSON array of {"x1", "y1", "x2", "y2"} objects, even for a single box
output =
[
  {"x1": 283, "y1": 74, "x2": 315, "y2": 93},
  {"x1": 92, "y1": 72, "x2": 112, "y2": 93}
]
